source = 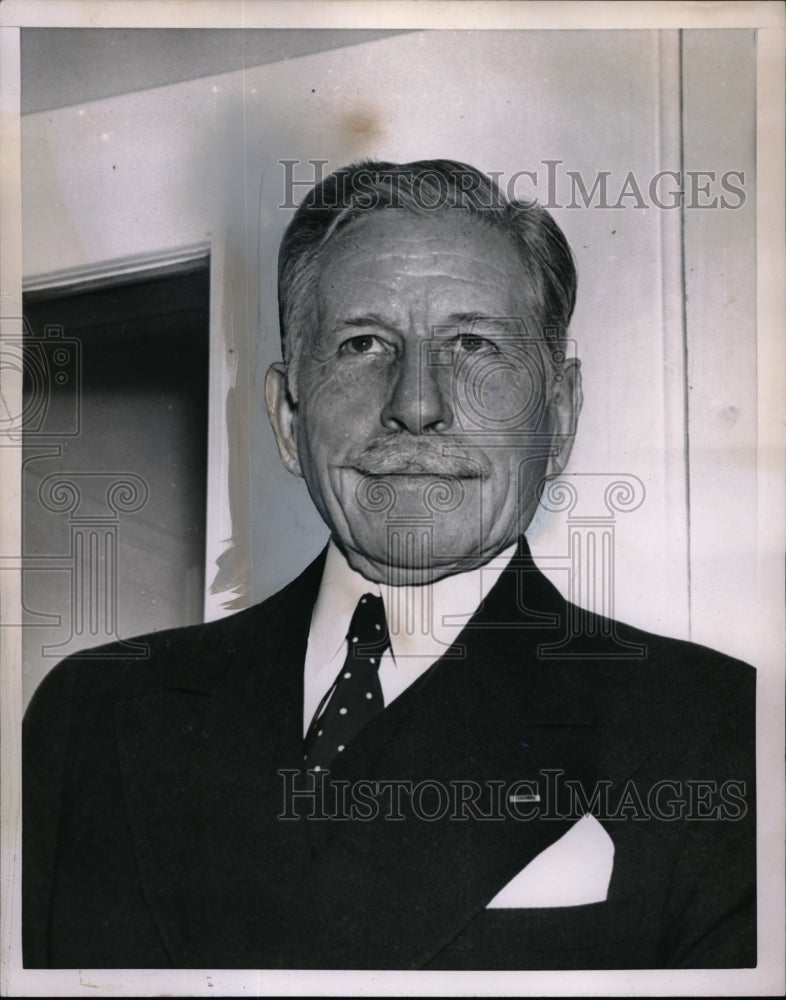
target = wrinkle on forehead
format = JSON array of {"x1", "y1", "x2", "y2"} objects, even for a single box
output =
[
  {"x1": 324, "y1": 235, "x2": 526, "y2": 279},
  {"x1": 317, "y1": 216, "x2": 536, "y2": 309},
  {"x1": 330, "y1": 270, "x2": 508, "y2": 298}
]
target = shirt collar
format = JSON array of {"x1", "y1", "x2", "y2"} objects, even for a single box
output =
[{"x1": 307, "y1": 537, "x2": 519, "y2": 675}]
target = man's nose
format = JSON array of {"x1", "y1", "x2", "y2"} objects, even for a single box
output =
[{"x1": 380, "y1": 345, "x2": 453, "y2": 434}]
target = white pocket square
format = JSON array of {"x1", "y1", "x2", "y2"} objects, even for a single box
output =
[{"x1": 486, "y1": 815, "x2": 614, "y2": 909}]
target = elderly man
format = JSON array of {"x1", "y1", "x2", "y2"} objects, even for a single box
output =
[{"x1": 23, "y1": 160, "x2": 755, "y2": 970}]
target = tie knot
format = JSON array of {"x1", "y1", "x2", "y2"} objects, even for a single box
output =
[{"x1": 347, "y1": 593, "x2": 389, "y2": 663}]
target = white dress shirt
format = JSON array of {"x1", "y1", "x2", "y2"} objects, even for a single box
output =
[{"x1": 303, "y1": 539, "x2": 518, "y2": 735}]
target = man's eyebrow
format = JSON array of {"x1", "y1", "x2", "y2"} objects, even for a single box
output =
[
  {"x1": 445, "y1": 312, "x2": 499, "y2": 326},
  {"x1": 439, "y1": 311, "x2": 498, "y2": 330},
  {"x1": 331, "y1": 314, "x2": 400, "y2": 335},
  {"x1": 331, "y1": 312, "x2": 505, "y2": 336}
]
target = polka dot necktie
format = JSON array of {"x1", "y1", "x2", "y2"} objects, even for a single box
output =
[{"x1": 303, "y1": 593, "x2": 389, "y2": 772}]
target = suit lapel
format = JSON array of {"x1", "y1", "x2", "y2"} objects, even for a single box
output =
[{"x1": 114, "y1": 552, "x2": 324, "y2": 967}]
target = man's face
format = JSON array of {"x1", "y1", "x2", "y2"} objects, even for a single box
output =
[{"x1": 267, "y1": 210, "x2": 581, "y2": 585}]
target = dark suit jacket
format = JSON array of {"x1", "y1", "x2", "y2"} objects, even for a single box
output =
[{"x1": 23, "y1": 537, "x2": 756, "y2": 969}]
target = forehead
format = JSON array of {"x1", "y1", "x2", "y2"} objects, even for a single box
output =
[{"x1": 314, "y1": 210, "x2": 537, "y2": 320}]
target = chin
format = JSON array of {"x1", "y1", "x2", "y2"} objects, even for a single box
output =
[
  {"x1": 343, "y1": 544, "x2": 485, "y2": 587},
  {"x1": 337, "y1": 517, "x2": 499, "y2": 587}
]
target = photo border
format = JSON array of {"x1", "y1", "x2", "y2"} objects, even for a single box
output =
[{"x1": 1, "y1": 2, "x2": 783, "y2": 996}]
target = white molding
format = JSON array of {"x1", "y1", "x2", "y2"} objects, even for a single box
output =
[
  {"x1": 202, "y1": 230, "x2": 238, "y2": 622},
  {"x1": 655, "y1": 28, "x2": 690, "y2": 639},
  {"x1": 22, "y1": 242, "x2": 210, "y2": 296},
  {"x1": 680, "y1": 30, "x2": 758, "y2": 664}
]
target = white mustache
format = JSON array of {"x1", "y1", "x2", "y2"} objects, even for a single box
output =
[{"x1": 349, "y1": 438, "x2": 488, "y2": 478}]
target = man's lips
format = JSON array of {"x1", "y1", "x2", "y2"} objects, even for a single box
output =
[{"x1": 344, "y1": 437, "x2": 489, "y2": 479}]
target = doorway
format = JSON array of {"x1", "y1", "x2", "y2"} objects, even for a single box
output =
[{"x1": 22, "y1": 259, "x2": 210, "y2": 706}]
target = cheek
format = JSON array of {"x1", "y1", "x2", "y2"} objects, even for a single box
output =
[
  {"x1": 455, "y1": 357, "x2": 545, "y2": 433},
  {"x1": 298, "y1": 362, "x2": 390, "y2": 456},
  {"x1": 480, "y1": 450, "x2": 547, "y2": 515}
]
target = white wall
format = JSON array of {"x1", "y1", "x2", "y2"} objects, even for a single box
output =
[{"x1": 21, "y1": 28, "x2": 759, "y2": 686}]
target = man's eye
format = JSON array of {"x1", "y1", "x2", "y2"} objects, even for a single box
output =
[
  {"x1": 340, "y1": 334, "x2": 388, "y2": 355},
  {"x1": 458, "y1": 332, "x2": 495, "y2": 353}
]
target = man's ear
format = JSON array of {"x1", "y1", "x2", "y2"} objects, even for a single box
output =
[
  {"x1": 545, "y1": 358, "x2": 583, "y2": 478},
  {"x1": 264, "y1": 362, "x2": 303, "y2": 477}
]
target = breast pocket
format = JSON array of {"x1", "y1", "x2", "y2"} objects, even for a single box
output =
[{"x1": 427, "y1": 894, "x2": 655, "y2": 970}]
